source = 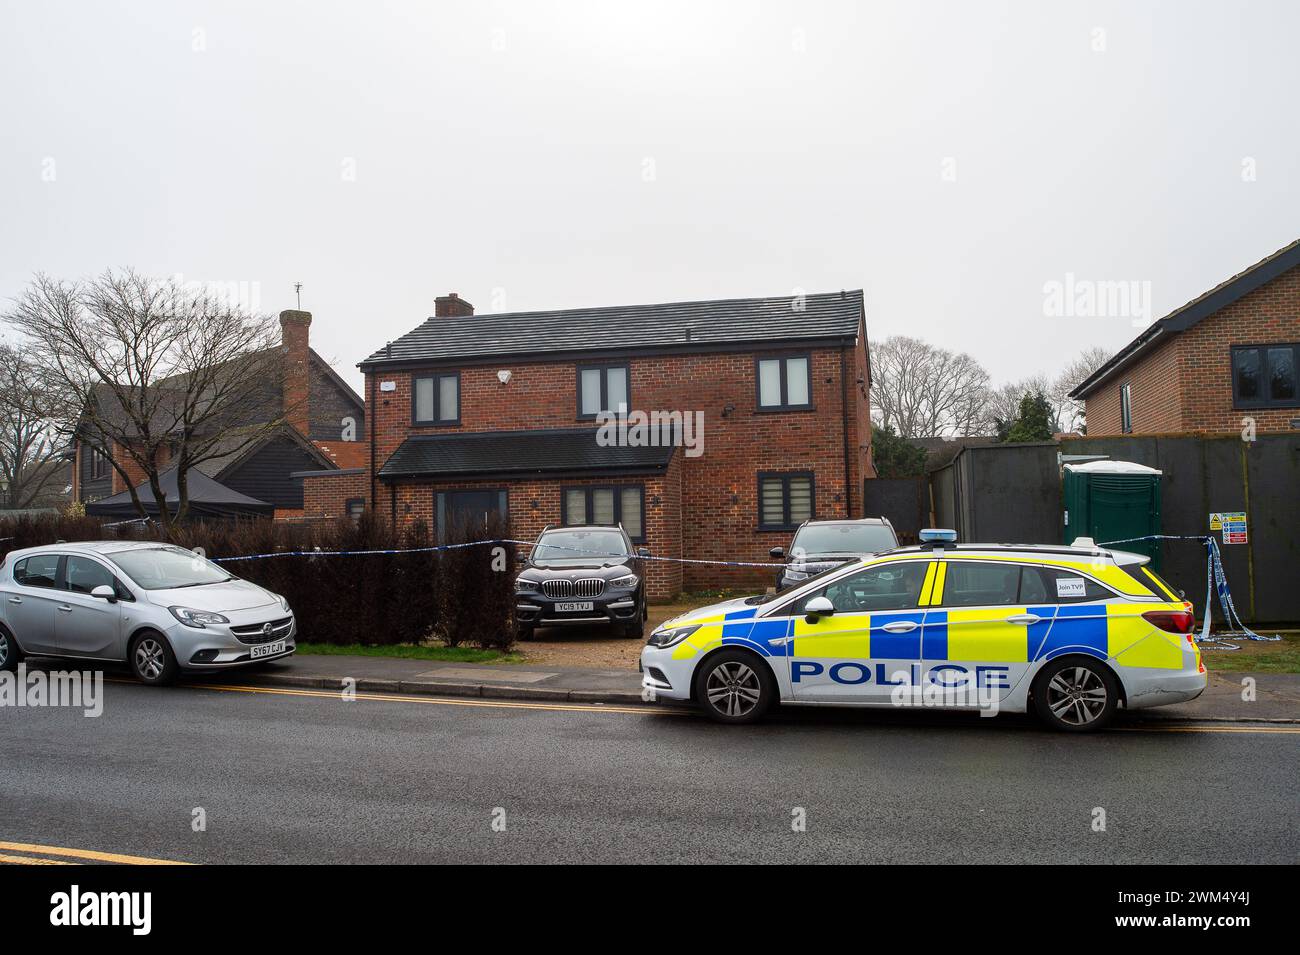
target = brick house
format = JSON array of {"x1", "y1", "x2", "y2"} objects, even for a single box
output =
[
  {"x1": 1071, "y1": 239, "x2": 1300, "y2": 435},
  {"x1": 76, "y1": 309, "x2": 366, "y2": 520},
  {"x1": 359, "y1": 290, "x2": 874, "y2": 599}
]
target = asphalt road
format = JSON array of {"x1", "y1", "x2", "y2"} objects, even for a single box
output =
[{"x1": 1, "y1": 680, "x2": 1296, "y2": 864}]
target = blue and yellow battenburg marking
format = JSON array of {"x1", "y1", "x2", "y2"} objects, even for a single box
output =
[
  {"x1": 673, "y1": 553, "x2": 1189, "y2": 671},
  {"x1": 670, "y1": 606, "x2": 793, "y2": 660}
]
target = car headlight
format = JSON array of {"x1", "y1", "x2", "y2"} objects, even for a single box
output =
[
  {"x1": 784, "y1": 569, "x2": 810, "y2": 581},
  {"x1": 515, "y1": 578, "x2": 540, "y2": 593},
  {"x1": 280, "y1": 594, "x2": 291, "y2": 612},
  {"x1": 169, "y1": 606, "x2": 230, "y2": 628},
  {"x1": 647, "y1": 624, "x2": 700, "y2": 648},
  {"x1": 609, "y1": 573, "x2": 638, "y2": 589}
]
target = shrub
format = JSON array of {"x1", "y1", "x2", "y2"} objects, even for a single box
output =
[
  {"x1": 0, "y1": 512, "x2": 513, "y2": 650},
  {"x1": 434, "y1": 514, "x2": 516, "y2": 650}
]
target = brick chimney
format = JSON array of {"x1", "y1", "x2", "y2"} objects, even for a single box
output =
[
  {"x1": 280, "y1": 309, "x2": 312, "y2": 436},
  {"x1": 435, "y1": 292, "x2": 474, "y2": 317}
]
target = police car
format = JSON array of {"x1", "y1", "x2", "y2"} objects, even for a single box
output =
[{"x1": 639, "y1": 530, "x2": 1206, "y2": 731}]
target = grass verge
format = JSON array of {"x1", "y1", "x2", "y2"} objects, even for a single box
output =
[
  {"x1": 1202, "y1": 632, "x2": 1300, "y2": 673},
  {"x1": 295, "y1": 642, "x2": 525, "y2": 664}
]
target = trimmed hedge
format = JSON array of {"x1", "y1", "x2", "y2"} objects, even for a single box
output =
[{"x1": 0, "y1": 512, "x2": 516, "y2": 649}]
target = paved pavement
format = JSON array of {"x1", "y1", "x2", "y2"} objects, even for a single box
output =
[
  {"x1": 1, "y1": 679, "x2": 1297, "y2": 864},
  {"x1": 229, "y1": 653, "x2": 1300, "y2": 722}
]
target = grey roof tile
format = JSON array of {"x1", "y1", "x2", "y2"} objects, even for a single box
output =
[{"x1": 361, "y1": 290, "x2": 864, "y2": 368}]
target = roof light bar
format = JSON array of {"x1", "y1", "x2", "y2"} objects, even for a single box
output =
[{"x1": 919, "y1": 528, "x2": 958, "y2": 550}]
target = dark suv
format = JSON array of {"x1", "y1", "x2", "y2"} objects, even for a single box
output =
[
  {"x1": 514, "y1": 525, "x2": 650, "y2": 640},
  {"x1": 769, "y1": 517, "x2": 899, "y2": 591}
]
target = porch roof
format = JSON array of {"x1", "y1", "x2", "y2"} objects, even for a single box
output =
[{"x1": 377, "y1": 428, "x2": 676, "y2": 482}]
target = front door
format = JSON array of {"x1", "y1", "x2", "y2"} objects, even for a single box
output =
[
  {"x1": 786, "y1": 558, "x2": 932, "y2": 702},
  {"x1": 56, "y1": 556, "x2": 125, "y2": 659},
  {"x1": 438, "y1": 489, "x2": 507, "y2": 540}
]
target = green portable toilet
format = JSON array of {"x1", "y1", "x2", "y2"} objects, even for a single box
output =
[{"x1": 1062, "y1": 461, "x2": 1163, "y2": 569}]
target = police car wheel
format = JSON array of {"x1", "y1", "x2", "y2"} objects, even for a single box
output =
[
  {"x1": 695, "y1": 650, "x2": 774, "y2": 724},
  {"x1": 1033, "y1": 658, "x2": 1118, "y2": 732}
]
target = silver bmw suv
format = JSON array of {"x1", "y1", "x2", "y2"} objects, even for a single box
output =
[{"x1": 0, "y1": 541, "x2": 295, "y2": 684}]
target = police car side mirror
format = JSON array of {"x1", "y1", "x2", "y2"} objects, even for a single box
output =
[
  {"x1": 90, "y1": 584, "x2": 117, "y2": 603},
  {"x1": 804, "y1": 595, "x2": 834, "y2": 621},
  {"x1": 769, "y1": 546, "x2": 785, "y2": 559}
]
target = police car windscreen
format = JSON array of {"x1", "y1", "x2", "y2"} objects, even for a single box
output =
[
  {"x1": 792, "y1": 524, "x2": 896, "y2": 555},
  {"x1": 532, "y1": 530, "x2": 629, "y2": 562}
]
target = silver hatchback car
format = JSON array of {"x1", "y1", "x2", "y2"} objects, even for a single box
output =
[{"x1": 0, "y1": 541, "x2": 296, "y2": 684}]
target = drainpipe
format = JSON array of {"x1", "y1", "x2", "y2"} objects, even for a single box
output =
[
  {"x1": 840, "y1": 340, "x2": 852, "y2": 518},
  {"x1": 367, "y1": 373, "x2": 377, "y2": 516}
]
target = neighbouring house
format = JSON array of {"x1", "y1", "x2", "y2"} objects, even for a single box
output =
[
  {"x1": 75, "y1": 309, "x2": 367, "y2": 521},
  {"x1": 1071, "y1": 238, "x2": 1300, "y2": 435},
  {"x1": 359, "y1": 290, "x2": 874, "y2": 599}
]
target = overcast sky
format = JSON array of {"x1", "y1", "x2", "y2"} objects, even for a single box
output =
[{"x1": 3, "y1": 0, "x2": 1297, "y2": 394}]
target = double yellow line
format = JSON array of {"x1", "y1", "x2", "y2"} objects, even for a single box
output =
[
  {"x1": 183, "y1": 680, "x2": 684, "y2": 715},
  {"x1": 0, "y1": 841, "x2": 189, "y2": 865}
]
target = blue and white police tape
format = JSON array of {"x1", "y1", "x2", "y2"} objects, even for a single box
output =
[
  {"x1": 101, "y1": 517, "x2": 152, "y2": 528},
  {"x1": 1099, "y1": 534, "x2": 1280, "y2": 649},
  {"x1": 207, "y1": 537, "x2": 787, "y2": 569},
  {"x1": 212, "y1": 539, "x2": 501, "y2": 563},
  {"x1": 500, "y1": 540, "x2": 782, "y2": 569}
]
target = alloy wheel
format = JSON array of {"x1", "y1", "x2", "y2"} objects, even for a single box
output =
[
  {"x1": 0, "y1": 633, "x2": 9, "y2": 668},
  {"x1": 1045, "y1": 666, "x2": 1108, "y2": 726},
  {"x1": 135, "y1": 637, "x2": 166, "y2": 682},
  {"x1": 705, "y1": 661, "x2": 762, "y2": 718}
]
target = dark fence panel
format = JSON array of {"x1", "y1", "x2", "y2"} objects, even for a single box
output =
[
  {"x1": 863, "y1": 477, "x2": 928, "y2": 544},
  {"x1": 1061, "y1": 434, "x2": 1300, "y2": 624},
  {"x1": 931, "y1": 463, "x2": 956, "y2": 532},
  {"x1": 926, "y1": 443, "x2": 1061, "y2": 545}
]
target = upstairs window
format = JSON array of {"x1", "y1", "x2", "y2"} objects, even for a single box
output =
[
  {"x1": 1233, "y1": 343, "x2": 1298, "y2": 409},
  {"x1": 577, "y1": 364, "x2": 629, "y2": 418},
  {"x1": 89, "y1": 446, "x2": 109, "y2": 480},
  {"x1": 1120, "y1": 383, "x2": 1133, "y2": 433},
  {"x1": 413, "y1": 372, "x2": 459, "y2": 425},
  {"x1": 756, "y1": 354, "x2": 812, "y2": 410}
]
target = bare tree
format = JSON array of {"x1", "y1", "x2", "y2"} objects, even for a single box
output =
[
  {"x1": 981, "y1": 374, "x2": 1056, "y2": 436},
  {"x1": 870, "y1": 336, "x2": 991, "y2": 438},
  {"x1": 0, "y1": 341, "x2": 70, "y2": 509},
  {"x1": 5, "y1": 270, "x2": 296, "y2": 534},
  {"x1": 1052, "y1": 345, "x2": 1113, "y2": 432}
]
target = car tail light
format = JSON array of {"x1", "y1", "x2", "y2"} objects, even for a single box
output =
[{"x1": 1143, "y1": 610, "x2": 1194, "y2": 633}]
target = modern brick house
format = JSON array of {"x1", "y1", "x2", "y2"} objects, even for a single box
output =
[
  {"x1": 1071, "y1": 239, "x2": 1300, "y2": 435},
  {"x1": 76, "y1": 309, "x2": 366, "y2": 520},
  {"x1": 359, "y1": 290, "x2": 874, "y2": 599}
]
